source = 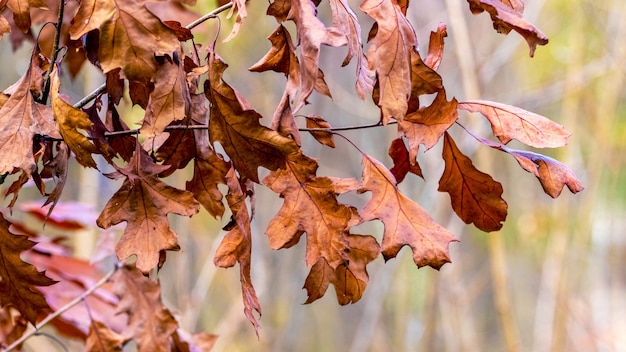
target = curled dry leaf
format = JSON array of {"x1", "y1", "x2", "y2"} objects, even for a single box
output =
[
  {"x1": 466, "y1": 0, "x2": 548, "y2": 57},
  {"x1": 0, "y1": 213, "x2": 56, "y2": 325},
  {"x1": 224, "y1": 0, "x2": 248, "y2": 41},
  {"x1": 0, "y1": 15, "x2": 10, "y2": 40},
  {"x1": 466, "y1": 130, "x2": 584, "y2": 198},
  {"x1": 0, "y1": 47, "x2": 59, "y2": 175},
  {"x1": 86, "y1": 321, "x2": 125, "y2": 352},
  {"x1": 303, "y1": 234, "x2": 380, "y2": 305},
  {"x1": 141, "y1": 57, "x2": 191, "y2": 137},
  {"x1": 438, "y1": 132, "x2": 508, "y2": 232},
  {"x1": 96, "y1": 147, "x2": 199, "y2": 273},
  {"x1": 361, "y1": 0, "x2": 417, "y2": 122},
  {"x1": 51, "y1": 67, "x2": 98, "y2": 168},
  {"x1": 424, "y1": 23, "x2": 447, "y2": 70},
  {"x1": 214, "y1": 169, "x2": 261, "y2": 334},
  {"x1": 358, "y1": 154, "x2": 457, "y2": 269},
  {"x1": 458, "y1": 100, "x2": 571, "y2": 148},
  {"x1": 288, "y1": 0, "x2": 348, "y2": 111},
  {"x1": 69, "y1": 0, "x2": 180, "y2": 83},
  {"x1": 5, "y1": 0, "x2": 47, "y2": 32},
  {"x1": 305, "y1": 115, "x2": 335, "y2": 148},
  {"x1": 388, "y1": 137, "x2": 422, "y2": 184}
]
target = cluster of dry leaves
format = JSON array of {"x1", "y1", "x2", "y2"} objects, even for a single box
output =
[{"x1": 0, "y1": 0, "x2": 582, "y2": 350}]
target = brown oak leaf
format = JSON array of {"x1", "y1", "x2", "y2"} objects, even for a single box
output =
[
  {"x1": 400, "y1": 90, "x2": 458, "y2": 162},
  {"x1": 303, "y1": 234, "x2": 380, "y2": 305},
  {"x1": 0, "y1": 47, "x2": 59, "y2": 175},
  {"x1": 206, "y1": 50, "x2": 299, "y2": 183},
  {"x1": 467, "y1": 0, "x2": 547, "y2": 57},
  {"x1": 86, "y1": 321, "x2": 125, "y2": 352},
  {"x1": 0, "y1": 15, "x2": 10, "y2": 40},
  {"x1": 5, "y1": 0, "x2": 47, "y2": 32},
  {"x1": 39, "y1": 142, "x2": 70, "y2": 222},
  {"x1": 214, "y1": 169, "x2": 261, "y2": 334},
  {"x1": 329, "y1": 0, "x2": 373, "y2": 98},
  {"x1": 0, "y1": 307, "x2": 27, "y2": 349},
  {"x1": 113, "y1": 266, "x2": 178, "y2": 351},
  {"x1": 0, "y1": 213, "x2": 56, "y2": 324},
  {"x1": 51, "y1": 67, "x2": 98, "y2": 168},
  {"x1": 288, "y1": 0, "x2": 348, "y2": 111},
  {"x1": 424, "y1": 23, "x2": 447, "y2": 70},
  {"x1": 438, "y1": 132, "x2": 508, "y2": 232},
  {"x1": 458, "y1": 100, "x2": 571, "y2": 148},
  {"x1": 305, "y1": 114, "x2": 335, "y2": 148},
  {"x1": 263, "y1": 153, "x2": 352, "y2": 269},
  {"x1": 141, "y1": 56, "x2": 191, "y2": 137},
  {"x1": 96, "y1": 146, "x2": 200, "y2": 273},
  {"x1": 361, "y1": 0, "x2": 417, "y2": 122},
  {"x1": 388, "y1": 138, "x2": 422, "y2": 183},
  {"x1": 358, "y1": 154, "x2": 457, "y2": 269},
  {"x1": 465, "y1": 129, "x2": 584, "y2": 198},
  {"x1": 69, "y1": 0, "x2": 180, "y2": 83}
]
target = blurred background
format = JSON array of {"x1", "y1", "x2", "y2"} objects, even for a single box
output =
[{"x1": 1, "y1": 0, "x2": 624, "y2": 351}]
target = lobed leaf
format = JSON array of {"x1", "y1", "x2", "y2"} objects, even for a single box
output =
[
  {"x1": 359, "y1": 154, "x2": 457, "y2": 269},
  {"x1": 388, "y1": 137, "x2": 422, "y2": 183}
]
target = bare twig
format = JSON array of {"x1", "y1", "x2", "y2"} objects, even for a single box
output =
[
  {"x1": 3, "y1": 264, "x2": 121, "y2": 352},
  {"x1": 41, "y1": 0, "x2": 66, "y2": 105}
]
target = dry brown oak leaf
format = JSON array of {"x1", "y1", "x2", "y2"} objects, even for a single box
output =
[
  {"x1": 0, "y1": 47, "x2": 60, "y2": 175},
  {"x1": 113, "y1": 266, "x2": 178, "y2": 352},
  {"x1": 68, "y1": 0, "x2": 180, "y2": 83},
  {"x1": 458, "y1": 100, "x2": 570, "y2": 148},
  {"x1": 51, "y1": 67, "x2": 98, "y2": 168},
  {"x1": 96, "y1": 147, "x2": 199, "y2": 273},
  {"x1": 0, "y1": 213, "x2": 56, "y2": 325},
  {"x1": 214, "y1": 169, "x2": 261, "y2": 334},
  {"x1": 358, "y1": 154, "x2": 457, "y2": 269},
  {"x1": 5, "y1": 0, "x2": 47, "y2": 32},
  {"x1": 303, "y1": 234, "x2": 380, "y2": 305},
  {"x1": 438, "y1": 132, "x2": 508, "y2": 232},
  {"x1": 361, "y1": 0, "x2": 417, "y2": 123},
  {"x1": 205, "y1": 50, "x2": 299, "y2": 183},
  {"x1": 263, "y1": 153, "x2": 354, "y2": 270},
  {"x1": 466, "y1": 130, "x2": 584, "y2": 198}
]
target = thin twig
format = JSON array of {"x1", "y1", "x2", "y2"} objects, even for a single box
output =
[
  {"x1": 3, "y1": 264, "x2": 121, "y2": 352},
  {"x1": 41, "y1": 0, "x2": 66, "y2": 105},
  {"x1": 72, "y1": 2, "x2": 234, "y2": 110}
]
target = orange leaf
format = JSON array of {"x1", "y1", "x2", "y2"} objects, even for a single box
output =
[
  {"x1": 113, "y1": 266, "x2": 178, "y2": 351},
  {"x1": 361, "y1": 0, "x2": 417, "y2": 122},
  {"x1": 140, "y1": 57, "x2": 191, "y2": 137},
  {"x1": 0, "y1": 15, "x2": 10, "y2": 40},
  {"x1": 51, "y1": 67, "x2": 98, "y2": 168},
  {"x1": 96, "y1": 147, "x2": 199, "y2": 273},
  {"x1": 467, "y1": 0, "x2": 547, "y2": 57},
  {"x1": 69, "y1": 0, "x2": 180, "y2": 83},
  {"x1": 303, "y1": 234, "x2": 380, "y2": 305},
  {"x1": 0, "y1": 213, "x2": 55, "y2": 324},
  {"x1": 458, "y1": 100, "x2": 570, "y2": 148},
  {"x1": 263, "y1": 153, "x2": 352, "y2": 269},
  {"x1": 205, "y1": 50, "x2": 299, "y2": 183},
  {"x1": 358, "y1": 154, "x2": 457, "y2": 269},
  {"x1": 214, "y1": 169, "x2": 261, "y2": 334},
  {"x1": 438, "y1": 132, "x2": 508, "y2": 232},
  {"x1": 0, "y1": 47, "x2": 59, "y2": 175}
]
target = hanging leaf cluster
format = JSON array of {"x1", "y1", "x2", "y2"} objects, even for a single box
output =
[{"x1": 0, "y1": 0, "x2": 582, "y2": 347}]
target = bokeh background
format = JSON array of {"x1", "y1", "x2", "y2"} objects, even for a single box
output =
[{"x1": 1, "y1": 0, "x2": 624, "y2": 351}]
